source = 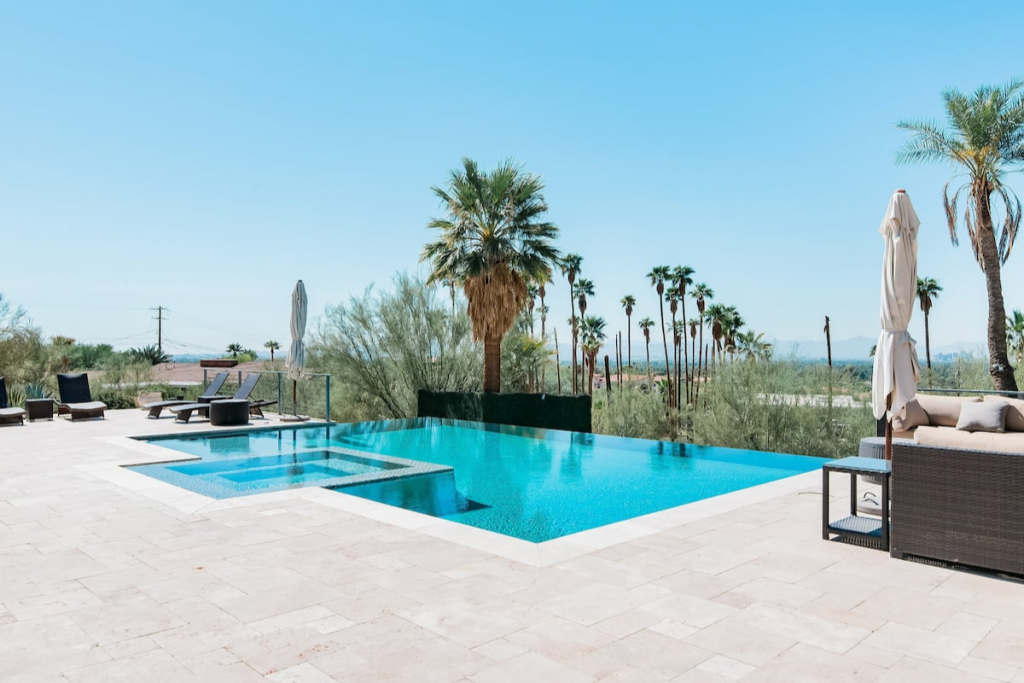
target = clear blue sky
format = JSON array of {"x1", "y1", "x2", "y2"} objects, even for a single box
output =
[{"x1": 2, "y1": 1, "x2": 1023, "y2": 358}]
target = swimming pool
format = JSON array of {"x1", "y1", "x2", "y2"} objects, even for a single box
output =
[{"x1": 132, "y1": 419, "x2": 823, "y2": 542}]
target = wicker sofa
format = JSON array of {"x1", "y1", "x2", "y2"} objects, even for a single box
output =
[
  {"x1": 891, "y1": 394, "x2": 1024, "y2": 454},
  {"x1": 891, "y1": 440, "x2": 1024, "y2": 575}
]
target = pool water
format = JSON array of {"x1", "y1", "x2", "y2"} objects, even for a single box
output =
[{"x1": 133, "y1": 419, "x2": 823, "y2": 542}]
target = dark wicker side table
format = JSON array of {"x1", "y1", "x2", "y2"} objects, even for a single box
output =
[
  {"x1": 209, "y1": 399, "x2": 249, "y2": 427},
  {"x1": 25, "y1": 398, "x2": 54, "y2": 421},
  {"x1": 822, "y1": 457, "x2": 891, "y2": 551}
]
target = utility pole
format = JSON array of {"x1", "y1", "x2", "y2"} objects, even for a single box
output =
[{"x1": 150, "y1": 306, "x2": 165, "y2": 353}]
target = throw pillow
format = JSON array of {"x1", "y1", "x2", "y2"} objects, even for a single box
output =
[{"x1": 956, "y1": 401, "x2": 1008, "y2": 433}]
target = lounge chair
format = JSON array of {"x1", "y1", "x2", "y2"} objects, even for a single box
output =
[
  {"x1": 56, "y1": 373, "x2": 107, "y2": 421},
  {"x1": 141, "y1": 372, "x2": 229, "y2": 418},
  {"x1": 169, "y1": 373, "x2": 277, "y2": 423},
  {"x1": 0, "y1": 377, "x2": 26, "y2": 426}
]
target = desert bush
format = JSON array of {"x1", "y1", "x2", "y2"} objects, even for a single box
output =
[
  {"x1": 593, "y1": 388, "x2": 672, "y2": 440},
  {"x1": 312, "y1": 273, "x2": 482, "y2": 421}
]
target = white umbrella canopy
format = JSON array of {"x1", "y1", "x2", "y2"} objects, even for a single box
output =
[
  {"x1": 871, "y1": 190, "x2": 922, "y2": 424},
  {"x1": 286, "y1": 279, "x2": 307, "y2": 382}
]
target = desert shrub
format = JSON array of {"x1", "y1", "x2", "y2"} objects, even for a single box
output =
[
  {"x1": 312, "y1": 273, "x2": 482, "y2": 421},
  {"x1": 593, "y1": 388, "x2": 672, "y2": 440}
]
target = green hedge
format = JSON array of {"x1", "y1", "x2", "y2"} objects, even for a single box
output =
[{"x1": 417, "y1": 391, "x2": 592, "y2": 433}]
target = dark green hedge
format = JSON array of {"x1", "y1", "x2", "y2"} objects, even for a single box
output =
[{"x1": 417, "y1": 391, "x2": 592, "y2": 433}]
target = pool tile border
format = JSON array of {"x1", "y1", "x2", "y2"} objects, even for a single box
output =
[{"x1": 89, "y1": 429, "x2": 821, "y2": 567}]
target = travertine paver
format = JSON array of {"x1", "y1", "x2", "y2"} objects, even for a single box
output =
[{"x1": 2, "y1": 410, "x2": 1024, "y2": 681}]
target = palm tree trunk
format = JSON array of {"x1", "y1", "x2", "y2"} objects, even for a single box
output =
[
  {"x1": 570, "y1": 295, "x2": 577, "y2": 394},
  {"x1": 924, "y1": 309, "x2": 932, "y2": 371},
  {"x1": 626, "y1": 314, "x2": 632, "y2": 368},
  {"x1": 588, "y1": 353, "x2": 596, "y2": 395},
  {"x1": 659, "y1": 299, "x2": 671, "y2": 408},
  {"x1": 669, "y1": 309, "x2": 678, "y2": 408},
  {"x1": 483, "y1": 334, "x2": 501, "y2": 393},
  {"x1": 681, "y1": 292, "x2": 690, "y2": 404},
  {"x1": 976, "y1": 185, "x2": 1019, "y2": 391},
  {"x1": 646, "y1": 339, "x2": 651, "y2": 387},
  {"x1": 554, "y1": 328, "x2": 561, "y2": 394},
  {"x1": 697, "y1": 318, "x2": 705, "y2": 399}
]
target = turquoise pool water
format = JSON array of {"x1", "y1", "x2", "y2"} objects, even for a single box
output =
[{"x1": 133, "y1": 419, "x2": 823, "y2": 542}]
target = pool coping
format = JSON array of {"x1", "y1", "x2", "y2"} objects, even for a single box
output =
[{"x1": 88, "y1": 427, "x2": 822, "y2": 568}]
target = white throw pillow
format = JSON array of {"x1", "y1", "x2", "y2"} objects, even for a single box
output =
[{"x1": 956, "y1": 401, "x2": 1008, "y2": 433}]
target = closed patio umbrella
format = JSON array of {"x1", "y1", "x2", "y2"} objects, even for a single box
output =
[
  {"x1": 285, "y1": 279, "x2": 307, "y2": 418},
  {"x1": 871, "y1": 190, "x2": 922, "y2": 459}
]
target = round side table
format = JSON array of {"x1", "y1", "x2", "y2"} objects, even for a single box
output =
[{"x1": 209, "y1": 399, "x2": 249, "y2": 427}]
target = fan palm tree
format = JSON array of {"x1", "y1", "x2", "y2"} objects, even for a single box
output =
[
  {"x1": 689, "y1": 318, "x2": 699, "y2": 398},
  {"x1": 1007, "y1": 309, "x2": 1024, "y2": 368},
  {"x1": 561, "y1": 253, "x2": 583, "y2": 393},
  {"x1": 704, "y1": 303, "x2": 728, "y2": 373},
  {"x1": 639, "y1": 317, "x2": 655, "y2": 386},
  {"x1": 666, "y1": 290, "x2": 680, "y2": 407},
  {"x1": 647, "y1": 266, "x2": 673, "y2": 407},
  {"x1": 690, "y1": 284, "x2": 713, "y2": 389},
  {"x1": 535, "y1": 273, "x2": 551, "y2": 389},
  {"x1": 736, "y1": 330, "x2": 772, "y2": 362},
  {"x1": 915, "y1": 276, "x2": 943, "y2": 371},
  {"x1": 721, "y1": 306, "x2": 743, "y2": 362},
  {"x1": 574, "y1": 278, "x2": 595, "y2": 390},
  {"x1": 263, "y1": 340, "x2": 281, "y2": 362},
  {"x1": 897, "y1": 80, "x2": 1024, "y2": 391},
  {"x1": 526, "y1": 282, "x2": 539, "y2": 337},
  {"x1": 672, "y1": 266, "x2": 695, "y2": 403},
  {"x1": 421, "y1": 158, "x2": 560, "y2": 393},
  {"x1": 580, "y1": 316, "x2": 607, "y2": 395},
  {"x1": 226, "y1": 342, "x2": 244, "y2": 359},
  {"x1": 440, "y1": 276, "x2": 458, "y2": 319},
  {"x1": 620, "y1": 295, "x2": 636, "y2": 368}
]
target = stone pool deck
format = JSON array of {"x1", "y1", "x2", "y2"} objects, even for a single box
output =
[{"x1": 2, "y1": 411, "x2": 1023, "y2": 682}]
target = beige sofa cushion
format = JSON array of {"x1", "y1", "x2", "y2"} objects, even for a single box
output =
[
  {"x1": 914, "y1": 425, "x2": 1024, "y2": 454},
  {"x1": 956, "y1": 401, "x2": 1008, "y2": 432},
  {"x1": 915, "y1": 394, "x2": 981, "y2": 428},
  {"x1": 890, "y1": 397, "x2": 930, "y2": 432},
  {"x1": 985, "y1": 394, "x2": 1024, "y2": 432}
]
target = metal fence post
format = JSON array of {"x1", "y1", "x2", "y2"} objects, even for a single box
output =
[
  {"x1": 325, "y1": 375, "x2": 331, "y2": 421},
  {"x1": 277, "y1": 372, "x2": 283, "y2": 415},
  {"x1": 238, "y1": 370, "x2": 243, "y2": 389},
  {"x1": 203, "y1": 369, "x2": 208, "y2": 392}
]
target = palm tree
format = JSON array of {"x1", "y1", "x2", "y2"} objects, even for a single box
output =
[
  {"x1": 440, "y1": 276, "x2": 458, "y2": 319},
  {"x1": 915, "y1": 276, "x2": 943, "y2": 371},
  {"x1": 1007, "y1": 309, "x2": 1024, "y2": 368},
  {"x1": 526, "y1": 282, "x2": 539, "y2": 337},
  {"x1": 705, "y1": 303, "x2": 728, "y2": 373},
  {"x1": 672, "y1": 266, "x2": 695, "y2": 402},
  {"x1": 421, "y1": 158, "x2": 560, "y2": 393},
  {"x1": 639, "y1": 317, "x2": 655, "y2": 386},
  {"x1": 689, "y1": 318, "x2": 698, "y2": 396},
  {"x1": 736, "y1": 330, "x2": 772, "y2": 361},
  {"x1": 721, "y1": 306, "x2": 743, "y2": 362},
  {"x1": 580, "y1": 316, "x2": 607, "y2": 395},
  {"x1": 897, "y1": 80, "x2": 1024, "y2": 391},
  {"x1": 620, "y1": 295, "x2": 636, "y2": 368},
  {"x1": 647, "y1": 266, "x2": 672, "y2": 407},
  {"x1": 561, "y1": 253, "x2": 583, "y2": 393},
  {"x1": 226, "y1": 342, "x2": 243, "y2": 359},
  {"x1": 263, "y1": 340, "x2": 281, "y2": 362},
  {"x1": 690, "y1": 284, "x2": 713, "y2": 392},
  {"x1": 666, "y1": 290, "x2": 680, "y2": 408},
  {"x1": 536, "y1": 273, "x2": 551, "y2": 390}
]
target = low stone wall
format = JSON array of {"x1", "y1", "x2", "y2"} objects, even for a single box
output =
[{"x1": 417, "y1": 390, "x2": 592, "y2": 433}]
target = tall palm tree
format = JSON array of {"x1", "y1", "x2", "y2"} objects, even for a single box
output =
[
  {"x1": 561, "y1": 253, "x2": 583, "y2": 393},
  {"x1": 526, "y1": 283, "x2": 539, "y2": 337},
  {"x1": 647, "y1": 266, "x2": 672, "y2": 407},
  {"x1": 639, "y1": 317, "x2": 655, "y2": 386},
  {"x1": 580, "y1": 316, "x2": 607, "y2": 395},
  {"x1": 689, "y1": 318, "x2": 698, "y2": 397},
  {"x1": 690, "y1": 284, "x2": 713, "y2": 391},
  {"x1": 574, "y1": 278, "x2": 595, "y2": 391},
  {"x1": 440, "y1": 276, "x2": 458, "y2": 319},
  {"x1": 915, "y1": 276, "x2": 943, "y2": 371},
  {"x1": 421, "y1": 158, "x2": 560, "y2": 393},
  {"x1": 1007, "y1": 309, "x2": 1024, "y2": 368},
  {"x1": 537, "y1": 274, "x2": 551, "y2": 389},
  {"x1": 721, "y1": 306, "x2": 743, "y2": 362},
  {"x1": 705, "y1": 303, "x2": 728, "y2": 373},
  {"x1": 672, "y1": 319, "x2": 685, "y2": 399},
  {"x1": 736, "y1": 330, "x2": 772, "y2": 361},
  {"x1": 666, "y1": 290, "x2": 680, "y2": 408},
  {"x1": 672, "y1": 266, "x2": 695, "y2": 403},
  {"x1": 226, "y1": 342, "x2": 243, "y2": 359},
  {"x1": 897, "y1": 80, "x2": 1024, "y2": 391},
  {"x1": 620, "y1": 295, "x2": 636, "y2": 368},
  {"x1": 263, "y1": 340, "x2": 281, "y2": 362}
]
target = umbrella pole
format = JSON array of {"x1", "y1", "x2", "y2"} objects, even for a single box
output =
[
  {"x1": 884, "y1": 394, "x2": 893, "y2": 461},
  {"x1": 293, "y1": 380, "x2": 297, "y2": 416}
]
